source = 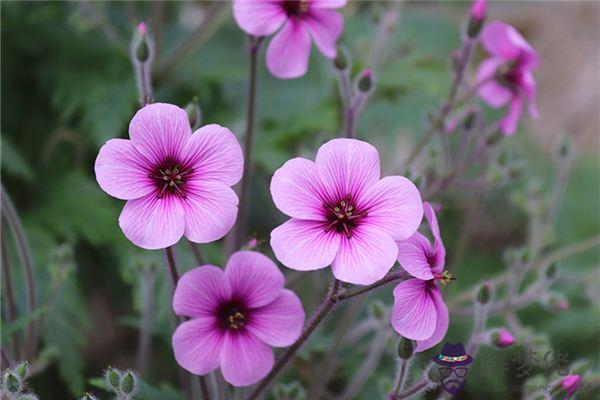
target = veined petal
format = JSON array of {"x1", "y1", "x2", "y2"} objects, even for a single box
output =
[
  {"x1": 233, "y1": 0, "x2": 287, "y2": 36},
  {"x1": 391, "y1": 279, "x2": 437, "y2": 341},
  {"x1": 129, "y1": 103, "x2": 191, "y2": 165},
  {"x1": 416, "y1": 287, "x2": 449, "y2": 352},
  {"x1": 481, "y1": 21, "x2": 520, "y2": 61},
  {"x1": 270, "y1": 218, "x2": 341, "y2": 271},
  {"x1": 397, "y1": 232, "x2": 435, "y2": 280},
  {"x1": 220, "y1": 332, "x2": 274, "y2": 387},
  {"x1": 173, "y1": 265, "x2": 232, "y2": 318},
  {"x1": 311, "y1": 0, "x2": 348, "y2": 9},
  {"x1": 270, "y1": 157, "x2": 327, "y2": 220},
  {"x1": 304, "y1": 9, "x2": 343, "y2": 58},
  {"x1": 95, "y1": 139, "x2": 155, "y2": 200},
  {"x1": 247, "y1": 289, "x2": 305, "y2": 347},
  {"x1": 423, "y1": 202, "x2": 445, "y2": 269},
  {"x1": 225, "y1": 251, "x2": 284, "y2": 309},
  {"x1": 331, "y1": 224, "x2": 397, "y2": 285},
  {"x1": 182, "y1": 124, "x2": 243, "y2": 186},
  {"x1": 119, "y1": 194, "x2": 185, "y2": 250},
  {"x1": 476, "y1": 58, "x2": 512, "y2": 108},
  {"x1": 172, "y1": 316, "x2": 223, "y2": 376},
  {"x1": 182, "y1": 180, "x2": 239, "y2": 244},
  {"x1": 266, "y1": 19, "x2": 312, "y2": 79},
  {"x1": 316, "y1": 138, "x2": 380, "y2": 204},
  {"x1": 359, "y1": 176, "x2": 423, "y2": 241}
]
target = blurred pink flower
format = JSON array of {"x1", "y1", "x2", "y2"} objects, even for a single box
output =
[
  {"x1": 137, "y1": 21, "x2": 148, "y2": 35},
  {"x1": 95, "y1": 103, "x2": 243, "y2": 249},
  {"x1": 476, "y1": 21, "x2": 539, "y2": 135},
  {"x1": 172, "y1": 251, "x2": 305, "y2": 387},
  {"x1": 270, "y1": 138, "x2": 423, "y2": 285},
  {"x1": 392, "y1": 202, "x2": 450, "y2": 352},
  {"x1": 561, "y1": 375, "x2": 581, "y2": 399},
  {"x1": 494, "y1": 329, "x2": 515, "y2": 348},
  {"x1": 470, "y1": 0, "x2": 486, "y2": 20},
  {"x1": 233, "y1": 0, "x2": 347, "y2": 79}
]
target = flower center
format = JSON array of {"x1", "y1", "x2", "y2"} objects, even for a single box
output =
[
  {"x1": 218, "y1": 301, "x2": 248, "y2": 331},
  {"x1": 151, "y1": 160, "x2": 192, "y2": 198},
  {"x1": 324, "y1": 195, "x2": 368, "y2": 239},
  {"x1": 496, "y1": 60, "x2": 521, "y2": 90},
  {"x1": 283, "y1": 0, "x2": 310, "y2": 16}
]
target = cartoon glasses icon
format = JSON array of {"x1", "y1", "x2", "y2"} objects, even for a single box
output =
[{"x1": 439, "y1": 367, "x2": 469, "y2": 378}]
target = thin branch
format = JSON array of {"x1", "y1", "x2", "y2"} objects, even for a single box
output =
[
  {"x1": 337, "y1": 270, "x2": 409, "y2": 301},
  {"x1": 1, "y1": 228, "x2": 21, "y2": 358}
]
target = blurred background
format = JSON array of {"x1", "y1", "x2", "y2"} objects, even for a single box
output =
[{"x1": 1, "y1": 1, "x2": 598, "y2": 399}]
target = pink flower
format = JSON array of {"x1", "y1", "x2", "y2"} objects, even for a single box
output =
[
  {"x1": 270, "y1": 138, "x2": 423, "y2": 285},
  {"x1": 561, "y1": 375, "x2": 581, "y2": 399},
  {"x1": 95, "y1": 103, "x2": 243, "y2": 249},
  {"x1": 476, "y1": 21, "x2": 539, "y2": 135},
  {"x1": 470, "y1": 0, "x2": 486, "y2": 21},
  {"x1": 391, "y1": 202, "x2": 450, "y2": 352},
  {"x1": 493, "y1": 329, "x2": 515, "y2": 348},
  {"x1": 171, "y1": 251, "x2": 305, "y2": 387},
  {"x1": 233, "y1": 0, "x2": 347, "y2": 79}
]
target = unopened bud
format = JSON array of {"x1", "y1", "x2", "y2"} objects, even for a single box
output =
[
  {"x1": 427, "y1": 363, "x2": 443, "y2": 383},
  {"x1": 120, "y1": 370, "x2": 137, "y2": 395},
  {"x1": 476, "y1": 282, "x2": 493, "y2": 304},
  {"x1": 334, "y1": 46, "x2": 348, "y2": 70},
  {"x1": 397, "y1": 336, "x2": 415, "y2": 359},
  {"x1": 105, "y1": 367, "x2": 121, "y2": 391},
  {"x1": 4, "y1": 371, "x2": 22, "y2": 393},
  {"x1": 185, "y1": 97, "x2": 202, "y2": 129},
  {"x1": 558, "y1": 134, "x2": 571, "y2": 158},
  {"x1": 16, "y1": 361, "x2": 29, "y2": 380},
  {"x1": 463, "y1": 109, "x2": 477, "y2": 130},
  {"x1": 486, "y1": 130, "x2": 503, "y2": 146},
  {"x1": 80, "y1": 393, "x2": 99, "y2": 400},
  {"x1": 136, "y1": 23, "x2": 150, "y2": 62},
  {"x1": 548, "y1": 294, "x2": 569, "y2": 311},
  {"x1": 545, "y1": 263, "x2": 558, "y2": 280},
  {"x1": 369, "y1": 300, "x2": 386, "y2": 320},
  {"x1": 467, "y1": 0, "x2": 486, "y2": 38},
  {"x1": 491, "y1": 329, "x2": 515, "y2": 348},
  {"x1": 357, "y1": 69, "x2": 373, "y2": 92}
]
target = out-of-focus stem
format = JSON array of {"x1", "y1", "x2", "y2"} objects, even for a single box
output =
[
  {"x1": 466, "y1": 302, "x2": 489, "y2": 356},
  {"x1": 227, "y1": 36, "x2": 264, "y2": 254},
  {"x1": 392, "y1": 358, "x2": 410, "y2": 398},
  {"x1": 135, "y1": 267, "x2": 156, "y2": 375},
  {"x1": 1, "y1": 347, "x2": 13, "y2": 369},
  {"x1": 187, "y1": 239, "x2": 204, "y2": 265},
  {"x1": 247, "y1": 279, "x2": 342, "y2": 400},
  {"x1": 545, "y1": 149, "x2": 571, "y2": 226},
  {"x1": 1, "y1": 231, "x2": 20, "y2": 358},
  {"x1": 1, "y1": 185, "x2": 37, "y2": 359},
  {"x1": 394, "y1": 378, "x2": 429, "y2": 399}
]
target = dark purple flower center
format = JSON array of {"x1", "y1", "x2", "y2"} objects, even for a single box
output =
[
  {"x1": 150, "y1": 158, "x2": 193, "y2": 198},
  {"x1": 283, "y1": 0, "x2": 310, "y2": 16},
  {"x1": 218, "y1": 301, "x2": 249, "y2": 331},
  {"x1": 324, "y1": 194, "x2": 368, "y2": 239},
  {"x1": 496, "y1": 60, "x2": 523, "y2": 91}
]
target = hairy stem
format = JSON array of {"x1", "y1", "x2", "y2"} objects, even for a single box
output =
[
  {"x1": 247, "y1": 279, "x2": 342, "y2": 400},
  {"x1": 1, "y1": 230, "x2": 21, "y2": 358},
  {"x1": 392, "y1": 358, "x2": 411, "y2": 398},
  {"x1": 394, "y1": 378, "x2": 429, "y2": 399}
]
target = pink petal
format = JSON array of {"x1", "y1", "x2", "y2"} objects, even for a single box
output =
[
  {"x1": 270, "y1": 157, "x2": 327, "y2": 220},
  {"x1": 95, "y1": 139, "x2": 155, "y2": 200},
  {"x1": 304, "y1": 9, "x2": 343, "y2": 58},
  {"x1": 359, "y1": 176, "x2": 423, "y2": 241},
  {"x1": 225, "y1": 251, "x2": 284, "y2": 309},
  {"x1": 172, "y1": 316, "x2": 224, "y2": 376},
  {"x1": 232, "y1": 0, "x2": 287, "y2": 36},
  {"x1": 506, "y1": 26, "x2": 539, "y2": 69},
  {"x1": 173, "y1": 265, "x2": 232, "y2": 318},
  {"x1": 247, "y1": 289, "x2": 305, "y2": 347},
  {"x1": 311, "y1": 0, "x2": 348, "y2": 9},
  {"x1": 270, "y1": 218, "x2": 341, "y2": 271},
  {"x1": 315, "y1": 138, "x2": 380, "y2": 203},
  {"x1": 220, "y1": 332, "x2": 274, "y2": 387},
  {"x1": 391, "y1": 279, "x2": 437, "y2": 340},
  {"x1": 181, "y1": 124, "x2": 243, "y2": 186},
  {"x1": 129, "y1": 103, "x2": 191, "y2": 166},
  {"x1": 423, "y1": 202, "x2": 445, "y2": 268},
  {"x1": 119, "y1": 194, "x2": 185, "y2": 249},
  {"x1": 415, "y1": 287, "x2": 449, "y2": 352},
  {"x1": 266, "y1": 19, "x2": 311, "y2": 79},
  {"x1": 520, "y1": 71, "x2": 539, "y2": 118},
  {"x1": 182, "y1": 180, "x2": 239, "y2": 244},
  {"x1": 481, "y1": 21, "x2": 520, "y2": 61},
  {"x1": 331, "y1": 224, "x2": 398, "y2": 285},
  {"x1": 476, "y1": 58, "x2": 512, "y2": 108},
  {"x1": 499, "y1": 95, "x2": 523, "y2": 136},
  {"x1": 397, "y1": 232, "x2": 434, "y2": 280}
]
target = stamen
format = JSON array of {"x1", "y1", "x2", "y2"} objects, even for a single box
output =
[{"x1": 435, "y1": 270, "x2": 456, "y2": 286}]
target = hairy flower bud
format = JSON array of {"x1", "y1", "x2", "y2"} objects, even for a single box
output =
[
  {"x1": 357, "y1": 69, "x2": 373, "y2": 92},
  {"x1": 547, "y1": 293, "x2": 569, "y2": 311},
  {"x1": 397, "y1": 336, "x2": 415, "y2": 359},
  {"x1": 15, "y1": 362, "x2": 29, "y2": 380},
  {"x1": 476, "y1": 282, "x2": 493, "y2": 304},
  {"x1": 467, "y1": 0, "x2": 486, "y2": 38},
  {"x1": 185, "y1": 97, "x2": 202, "y2": 129},
  {"x1": 105, "y1": 367, "x2": 121, "y2": 391},
  {"x1": 334, "y1": 46, "x2": 348, "y2": 71},
  {"x1": 136, "y1": 23, "x2": 150, "y2": 63},
  {"x1": 463, "y1": 109, "x2": 477, "y2": 130},
  {"x1": 545, "y1": 263, "x2": 558, "y2": 280},
  {"x1": 491, "y1": 329, "x2": 515, "y2": 348},
  {"x1": 557, "y1": 134, "x2": 571, "y2": 158},
  {"x1": 120, "y1": 370, "x2": 137, "y2": 395},
  {"x1": 426, "y1": 363, "x2": 443, "y2": 383},
  {"x1": 80, "y1": 393, "x2": 99, "y2": 400},
  {"x1": 4, "y1": 371, "x2": 22, "y2": 393}
]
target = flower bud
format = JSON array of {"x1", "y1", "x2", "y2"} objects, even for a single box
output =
[
  {"x1": 463, "y1": 108, "x2": 477, "y2": 130},
  {"x1": 426, "y1": 363, "x2": 443, "y2": 383},
  {"x1": 397, "y1": 336, "x2": 415, "y2": 359},
  {"x1": 357, "y1": 69, "x2": 373, "y2": 92},
  {"x1": 105, "y1": 367, "x2": 121, "y2": 391},
  {"x1": 334, "y1": 46, "x2": 348, "y2": 71},
  {"x1": 136, "y1": 22, "x2": 150, "y2": 63},
  {"x1": 547, "y1": 293, "x2": 569, "y2": 311},
  {"x1": 491, "y1": 329, "x2": 515, "y2": 348},
  {"x1": 16, "y1": 361, "x2": 29, "y2": 380},
  {"x1": 4, "y1": 371, "x2": 22, "y2": 393},
  {"x1": 486, "y1": 130, "x2": 503, "y2": 146},
  {"x1": 558, "y1": 375, "x2": 581, "y2": 398},
  {"x1": 369, "y1": 300, "x2": 386, "y2": 319},
  {"x1": 557, "y1": 134, "x2": 571, "y2": 158},
  {"x1": 545, "y1": 263, "x2": 558, "y2": 280},
  {"x1": 80, "y1": 393, "x2": 99, "y2": 400},
  {"x1": 476, "y1": 282, "x2": 493, "y2": 305},
  {"x1": 467, "y1": 0, "x2": 486, "y2": 38},
  {"x1": 120, "y1": 370, "x2": 138, "y2": 395},
  {"x1": 185, "y1": 97, "x2": 202, "y2": 129}
]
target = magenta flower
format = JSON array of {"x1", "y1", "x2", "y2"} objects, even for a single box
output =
[
  {"x1": 95, "y1": 103, "x2": 243, "y2": 249},
  {"x1": 493, "y1": 329, "x2": 515, "y2": 348},
  {"x1": 470, "y1": 0, "x2": 486, "y2": 20},
  {"x1": 476, "y1": 21, "x2": 539, "y2": 135},
  {"x1": 561, "y1": 375, "x2": 581, "y2": 399},
  {"x1": 233, "y1": 0, "x2": 347, "y2": 79},
  {"x1": 391, "y1": 202, "x2": 450, "y2": 352},
  {"x1": 171, "y1": 251, "x2": 305, "y2": 386},
  {"x1": 270, "y1": 138, "x2": 423, "y2": 285}
]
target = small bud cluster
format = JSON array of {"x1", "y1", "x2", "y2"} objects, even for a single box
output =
[
  {"x1": 1, "y1": 361, "x2": 38, "y2": 400},
  {"x1": 272, "y1": 381, "x2": 305, "y2": 400},
  {"x1": 104, "y1": 367, "x2": 138, "y2": 399}
]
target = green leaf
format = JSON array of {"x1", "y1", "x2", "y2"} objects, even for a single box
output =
[{"x1": 0, "y1": 135, "x2": 35, "y2": 182}]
